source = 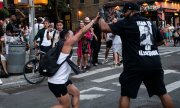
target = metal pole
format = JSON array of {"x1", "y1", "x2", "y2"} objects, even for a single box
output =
[
  {"x1": 3, "y1": 0, "x2": 8, "y2": 9},
  {"x1": 29, "y1": 0, "x2": 35, "y2": 60}
]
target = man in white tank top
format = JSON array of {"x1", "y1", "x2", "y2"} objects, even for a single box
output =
[{"x1": 48, "y1": 15, "x2": 99, "y2": 108}]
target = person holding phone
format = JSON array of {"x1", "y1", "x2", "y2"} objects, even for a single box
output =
[{"x1": 34, "y1": 19, "x2": 52, "y2": 53}]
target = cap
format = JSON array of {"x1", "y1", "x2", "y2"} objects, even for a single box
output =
[
  {"x1": 84, "y1": 17, "x2": 91, "y2": 23},
  {"x1": 122, "y1": 2, "x2": 140, "y2": 13},
  {"x1": 79, "y1": 20, "x2": 84, "y2": 24}
]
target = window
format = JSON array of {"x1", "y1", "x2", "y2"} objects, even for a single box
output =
[
  {"x1": 94, "y1": 0, "x2": 99, "y2": 4},
  {"x1": 80, "y1": 0, "x2": 84, "y2": 3}
]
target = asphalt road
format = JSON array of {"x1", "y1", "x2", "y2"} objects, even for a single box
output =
[{"x1": 0, "y1": 46, "x2": 180, "y2": 108}]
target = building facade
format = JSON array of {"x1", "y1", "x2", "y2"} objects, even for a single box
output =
[
  {"x1": 70, "y1": 0, "x2": 112, "y2": 31},
  {"x1": 70, "y1": 0, "x2": 180, "y2": 30}
]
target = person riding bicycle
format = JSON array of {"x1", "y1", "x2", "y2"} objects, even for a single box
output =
[{"x1": 33, "y1": 19, "x2": 52, "y2": 53}]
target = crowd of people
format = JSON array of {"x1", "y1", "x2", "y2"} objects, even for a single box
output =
[
  {"x1": 0, "y1": 2, "x2": 178, "y2": 108},
  {"x1": 160, "y1": 23, "x2": 180, "y2": 47}
]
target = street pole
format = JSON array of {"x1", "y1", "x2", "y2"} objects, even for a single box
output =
[
  {"x1": 3, "y1": 0, "x2": 8, "y2": 9},
  {"x1": 29, "y1": 0, "x2": 35, "y2": 60}
]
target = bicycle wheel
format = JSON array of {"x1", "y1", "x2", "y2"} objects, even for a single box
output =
[{"x1": 23, "y1": 59, "x2": 45, "y2": 84}]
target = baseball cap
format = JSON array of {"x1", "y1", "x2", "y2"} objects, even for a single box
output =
[
  {"x1": 122, "y1": 2, "x2": 140, "y2": 13},
  {"x1": 84, "y1": 17, "x2": 91, "y2": 23}
]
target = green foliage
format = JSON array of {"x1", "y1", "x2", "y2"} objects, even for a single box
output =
[
  {"x1": 48, "y1": 0, "x2": 68, "y2": 12},
  {"x1": 0, "y1": 8, "x2": 10, "y2": 18}
]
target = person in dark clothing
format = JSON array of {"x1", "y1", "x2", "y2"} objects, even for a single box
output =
[
  {"x1": 98, "y1": 2, "x2": 174, "y2": 108},
  {"x1": 6, "y1": 14, "x2": 20, "y2": 36},
  {"x1": 91, "y1": 23, "x2": 102, "y2": 66},
  {"x1": 34, "y1": 20, "x2": 52, "y2": 53}
]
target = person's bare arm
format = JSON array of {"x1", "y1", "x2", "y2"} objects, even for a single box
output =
[
  {"x1": 90, "y1": 28, "x2": 98, "y2": 41},
  {"x1": 16, "y1": 9, "x2": 26, "y2": 18},
  {"x1": 98, "y1": 18, "x2": 112, "y2": 33}
]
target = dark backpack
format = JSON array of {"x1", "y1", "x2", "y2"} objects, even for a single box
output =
[{"x1": 39, "y1": 39, "x2": 71, "y2": 77}]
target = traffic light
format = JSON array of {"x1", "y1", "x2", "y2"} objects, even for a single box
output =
[{"x1": 34, "y1": 0, "x2": 48, "y2": 5}]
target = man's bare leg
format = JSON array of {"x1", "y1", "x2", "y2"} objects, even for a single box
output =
[
  {"x1": 119, "y1": 96, "x2": 130, "y2": 108},
  {"x1": 159, "y1": 93, "x2": 174, "y2": 108}
]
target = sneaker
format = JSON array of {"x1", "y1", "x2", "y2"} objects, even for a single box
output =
[
  {"x1": 0, "y1": 79, "x2": 3, "y2": 85},
  {"x1": 102, "y1": 59, "x2": 108, "y2": 64}
]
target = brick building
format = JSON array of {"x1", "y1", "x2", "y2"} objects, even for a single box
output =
[{"x1": 70, "y1": 0, "x2": 112, "y2": 30}]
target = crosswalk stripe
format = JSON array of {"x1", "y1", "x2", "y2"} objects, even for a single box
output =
[
  {"x1": 112, "y1": 82, "x2": 146, "y2": 89},
  {"x1": 164, "y1": 55, "x2": 171, "y2": 57},
  {"x1": 91, "y1": 70, "x2": 180, "y2": 83},
  {"x1": 92, "y1": 73, "x2": 120, "y2": 83},
  {"x1": 160, "y1": 50, "x2": 180, "y2": 55},
  {"x1": 112, "y1": 81, "x2": 180, "y2": 93},
  {"x1": 166, "y1": 80, "x2": 180, "y2": 92},
  {"x1": 72, "y1": 66, "x2": 122, "y2": 78}
]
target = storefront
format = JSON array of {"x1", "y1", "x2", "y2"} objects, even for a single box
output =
[{"x1": 140, "y1": 1, "x2": 180, "y2": 27}]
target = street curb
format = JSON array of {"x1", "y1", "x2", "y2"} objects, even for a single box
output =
[{"x1": 0, "y1": 79, "x2": 31, "y2": 89}]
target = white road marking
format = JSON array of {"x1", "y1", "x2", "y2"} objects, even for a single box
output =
[
  {"x1": 112, "y1": 82, "x2": 146, "y2": 88},
  {"x1": 72, "y1": 66, "x2": 122, "y2": 78},
  {"x1": 80, "y1": 87, "x2": 114, "y2": 93},
  {"x1": 160, "y1": 50, "x2": 180, "y2": 55},
  {"x1": 91, "y1": 69, "x2": 180, "y2": 83},
  {"x1": 112, "y1": 81, "x2": 180, "y2": 93},
  {"x1": 80, "y1": 94, "x2": 104, "y2": 100},
  {"x1": 112, "y1": 70, "x2": 180, "y2": 93},
  {"x1": 164, "y1": 70, "x2": 180, "y2": 75},
  {"x1": 166, "y1": 80, "x2": 180, "y2": 92},
  {"x1": 92, "y1": 73, "x2": 120, "y2": 83},
  {"x1": 80, "y1": 87, "x2": 115, "y2": 100},
  {"x1": 164, "y1": 55, "x2": 171, "y2": 57}
]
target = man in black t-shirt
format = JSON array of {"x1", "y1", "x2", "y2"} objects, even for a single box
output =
[{"x1": 98, "y1": 2, "x2": 173, "y2": 108}]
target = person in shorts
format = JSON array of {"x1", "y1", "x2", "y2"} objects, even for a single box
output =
[
  {"x1": 102, "y1": 32, "x2": 113, "y2": 64},
  {"x1": 98, "y1": 2, "x2": 174, "y2": 108},
  {"x1": 48, "y1": 15, "x2": 99, "y2": 108}
]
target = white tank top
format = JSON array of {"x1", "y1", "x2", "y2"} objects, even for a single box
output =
[{"x1": 48, "y1": 52, "x2": 71, "y2": 84}]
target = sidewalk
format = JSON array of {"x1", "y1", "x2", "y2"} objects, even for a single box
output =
[{"x1": 0, "y1": 52, "x2": 32, "y2": 89}]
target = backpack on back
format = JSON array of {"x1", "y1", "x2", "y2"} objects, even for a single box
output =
[{"x1": 39, "y1": 39, "x2": 68, "y2": 77}]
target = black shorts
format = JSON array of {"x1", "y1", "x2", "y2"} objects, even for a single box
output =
[
  {"x1": 106, "y1": 40, "x2": 112, "y2": 48},
  {"x1": 48, "y1": 80, "x2": 73, "y2": 97},
  {"x1": 119, "y1": 69, "x2": 167, "y2": 98}
]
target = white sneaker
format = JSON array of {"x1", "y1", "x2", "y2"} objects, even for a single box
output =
[{"x1": 0, "y1": 79, "x2": 3, "y2": 85}]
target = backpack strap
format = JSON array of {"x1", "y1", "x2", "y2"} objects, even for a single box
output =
[
  {"x1": 51, "y1": 30, "x2": 56, "y2": 47},
  {"x1": 57, "y1": 50, "x2": 73, "y2": 67}
]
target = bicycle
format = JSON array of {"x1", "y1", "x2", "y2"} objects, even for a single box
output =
[{"x1": 23, "y1": 48, "x2": 46, "y2": 84}]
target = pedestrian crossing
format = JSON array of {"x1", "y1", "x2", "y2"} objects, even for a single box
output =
[
  {"x1": 73, "y1": 67, "x2": 180, "y2": 101},
  {"x1": 71, "y1": 45, "x2": 180, "y2": 101},
  {"x1": 72, "y1": 45, "x2": 180, "y2": 60},
  {"x1": 72, "y1": 60, "x2": 180, "y2": 101}
]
